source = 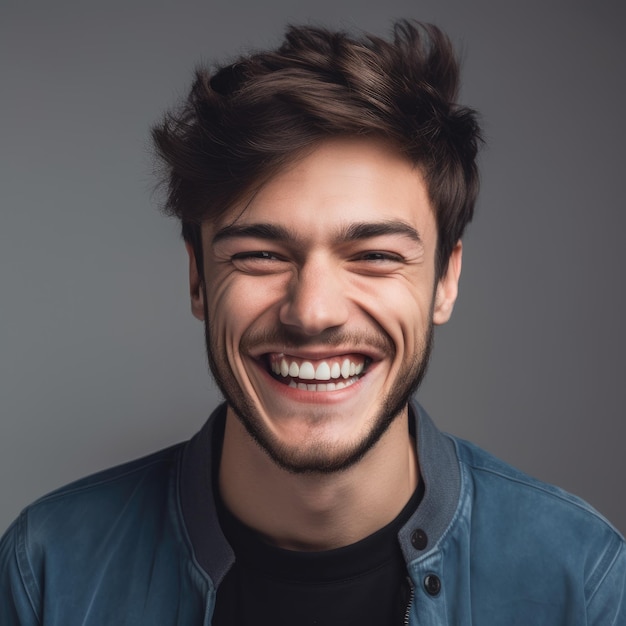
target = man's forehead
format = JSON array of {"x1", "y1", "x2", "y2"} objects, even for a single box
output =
[{"x1": 203, "y1": 137, "x2": 434, "y2": 240}]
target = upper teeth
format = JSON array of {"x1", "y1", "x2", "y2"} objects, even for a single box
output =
[{"x1": 271, "y1": 357, "x2": 365, "y2": 381}]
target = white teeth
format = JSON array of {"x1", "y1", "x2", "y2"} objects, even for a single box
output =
[
  {"x1": 299, "y1": 361, "x2": 315, "y2": 380},
  {"x1": 271, "y1": 355, "x2": 367, "y2": 387},
  {"x1": 315, "y1": 361, "x2": 331, "y2": 380},
  {"x1": 341, "y1": 359, "x2": 351, "y2": 379}
]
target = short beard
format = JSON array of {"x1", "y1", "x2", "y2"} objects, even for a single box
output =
[{"x1": 203, "y1": 308, "x2": 434, "y2": 475}]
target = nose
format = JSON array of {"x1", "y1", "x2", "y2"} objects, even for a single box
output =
[{"x1": 279, "y1": 258, "x2": 350, "y2": 336}]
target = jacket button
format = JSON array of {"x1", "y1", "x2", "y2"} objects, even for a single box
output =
[
  {"x1": 411, "y1": 528, "x2": 428, "y2": 550},
  {"x1": 424, "y1": 574, "x2": 441, "y2": 596},
  {"x1": 410, "y1": 528, "x2": 428, "y2": 550}
]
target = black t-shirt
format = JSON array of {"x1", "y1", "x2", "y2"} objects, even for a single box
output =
[{"x1": 212, "y1": 462, "x2": 423, "y2": 626}]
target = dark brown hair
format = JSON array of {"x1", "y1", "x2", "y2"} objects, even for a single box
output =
[{"x1": 152, "y1": 20, "x2": 482, "y2": 278}]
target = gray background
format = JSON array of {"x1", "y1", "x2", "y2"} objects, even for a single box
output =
[{"x1": 2, "y1": 0, "x2": 625, "y2": 535}]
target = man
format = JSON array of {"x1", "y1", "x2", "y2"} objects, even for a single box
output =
[{"x1": 1, "y1": 20, "x2": 624, "y2": 625}]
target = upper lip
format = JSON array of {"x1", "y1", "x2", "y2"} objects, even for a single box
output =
[{"x1": 248, "y1": 346, "x2": 385, "y2": 361}]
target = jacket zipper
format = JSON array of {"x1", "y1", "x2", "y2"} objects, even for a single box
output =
[{"x1": 403, "y1": 577, "x2": 415, "y2": 625}]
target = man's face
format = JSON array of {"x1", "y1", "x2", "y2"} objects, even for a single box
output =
[{"x1": 189, "y1": 137, "x2": 461, "y2": 473}]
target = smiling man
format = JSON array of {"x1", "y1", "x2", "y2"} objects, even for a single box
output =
[{"x1": 1, "y1": 21, "x2": 625, "y2": 625}]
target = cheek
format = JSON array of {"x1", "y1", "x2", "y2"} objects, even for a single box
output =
[
  {"x1": 205, "y1": 272, "x2": 287, "y2": 347},
  {"x1": 350, "y1": 276, "x2": 433, "y2": 356}
]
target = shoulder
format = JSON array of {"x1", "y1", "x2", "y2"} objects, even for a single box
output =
[
  {"x1": 451, "y1": 436, "x2": 626, "y2": 616},
  {"x1": 24, "y1": 443, "x2": 183, "y2": 534},
  {"x1": 454, "y1": 435, "x2": 621, "y2": 537},
  {"x1": 22, "y1": 442, "x2": 185, "y2": 550},
  {"x1": 0, "y1": 443, "x2": 196, "y2": 623},
  {"x1": 2, "y1": 446, "x2": 183, "y2": 582}
]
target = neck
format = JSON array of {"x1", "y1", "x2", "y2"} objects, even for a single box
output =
[{"x1": 218, "y1": 407, "x2": 419, "y2": 551}]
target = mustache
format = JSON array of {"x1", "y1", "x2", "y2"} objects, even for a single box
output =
[{"x1": 240, "y1": 326, "x2": 395, "y2": 356}]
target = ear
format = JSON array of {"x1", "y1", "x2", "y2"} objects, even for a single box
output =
[
  {"x1": 185, "y1": 241, "x2": 205, "y2": 321},
  {"x1": 433, "y1": 240, "x2": 462, "y2": 326}
]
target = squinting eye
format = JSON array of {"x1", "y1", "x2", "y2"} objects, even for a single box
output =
[
  {"x1": 349, "y1": 251, "x2": 406, "y2": 276},
  {"x1": 359, "y1": 252, "x2": 403, "y2": 262},
  {"x1": 234, "y1": 251, "x2": 277, "y2": 260},
  {"x1": 231, "y1": 251, "x2": 288, "y2": 274}
]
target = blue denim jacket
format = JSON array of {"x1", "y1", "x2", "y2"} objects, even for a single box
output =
[{"x1": 2, "y1": 401, "x2": 625, "y2": 624}]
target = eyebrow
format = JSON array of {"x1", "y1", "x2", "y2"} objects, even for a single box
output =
[
  {"x1": 212, "y1": 223, "x2": 292, "y2": 245},
  {"x1": 339, "y1": 221, "x2": 422, "y2": 245},
  {"x1": 212, "y1": 220, "x2": 423, "y2": 246}
]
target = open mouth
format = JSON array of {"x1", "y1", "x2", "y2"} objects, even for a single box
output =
[{"x1": 266, "y1": 353, "x2": 371, "y2": 392}]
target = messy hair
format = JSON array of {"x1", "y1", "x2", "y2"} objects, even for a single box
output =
[{"x1": 152, "y1": 20, "x2": 482, "y2": 278}]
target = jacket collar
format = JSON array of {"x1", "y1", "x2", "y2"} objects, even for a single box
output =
[
  {"x1": 179, "y1": 403, "x2": 234, "y2": 586},
  {"x1": 178, "y1": 399, "x2": 461, "y2": 586},
  {"x1": 399, "y1": 401, "x2": 461, "y2": 563}
]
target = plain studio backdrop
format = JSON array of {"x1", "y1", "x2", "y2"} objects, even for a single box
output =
[{"x1": 1, "y1": 0, "x2": 625, "y2": 536}]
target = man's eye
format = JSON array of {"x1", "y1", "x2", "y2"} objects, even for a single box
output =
[
  {"x1": 233, "y1": 251, "x2": 278, "y2": 261},
  {"x1": 231, "y1": 251, "x2": 287, "y2": 274},
  {"x1": 350, "y1": 251, "x2": 405, "y2": 275},
  {"x1": 358, "y1": 251, "x2": 403, "y2": 262}
]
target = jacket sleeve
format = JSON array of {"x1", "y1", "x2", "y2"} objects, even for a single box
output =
[
  {"x1": 0, "y1": 515, "x2": 40, "y2": 626},
  {"x1": 587, "y1": 534, "x2": 626, "y2": 625}
]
